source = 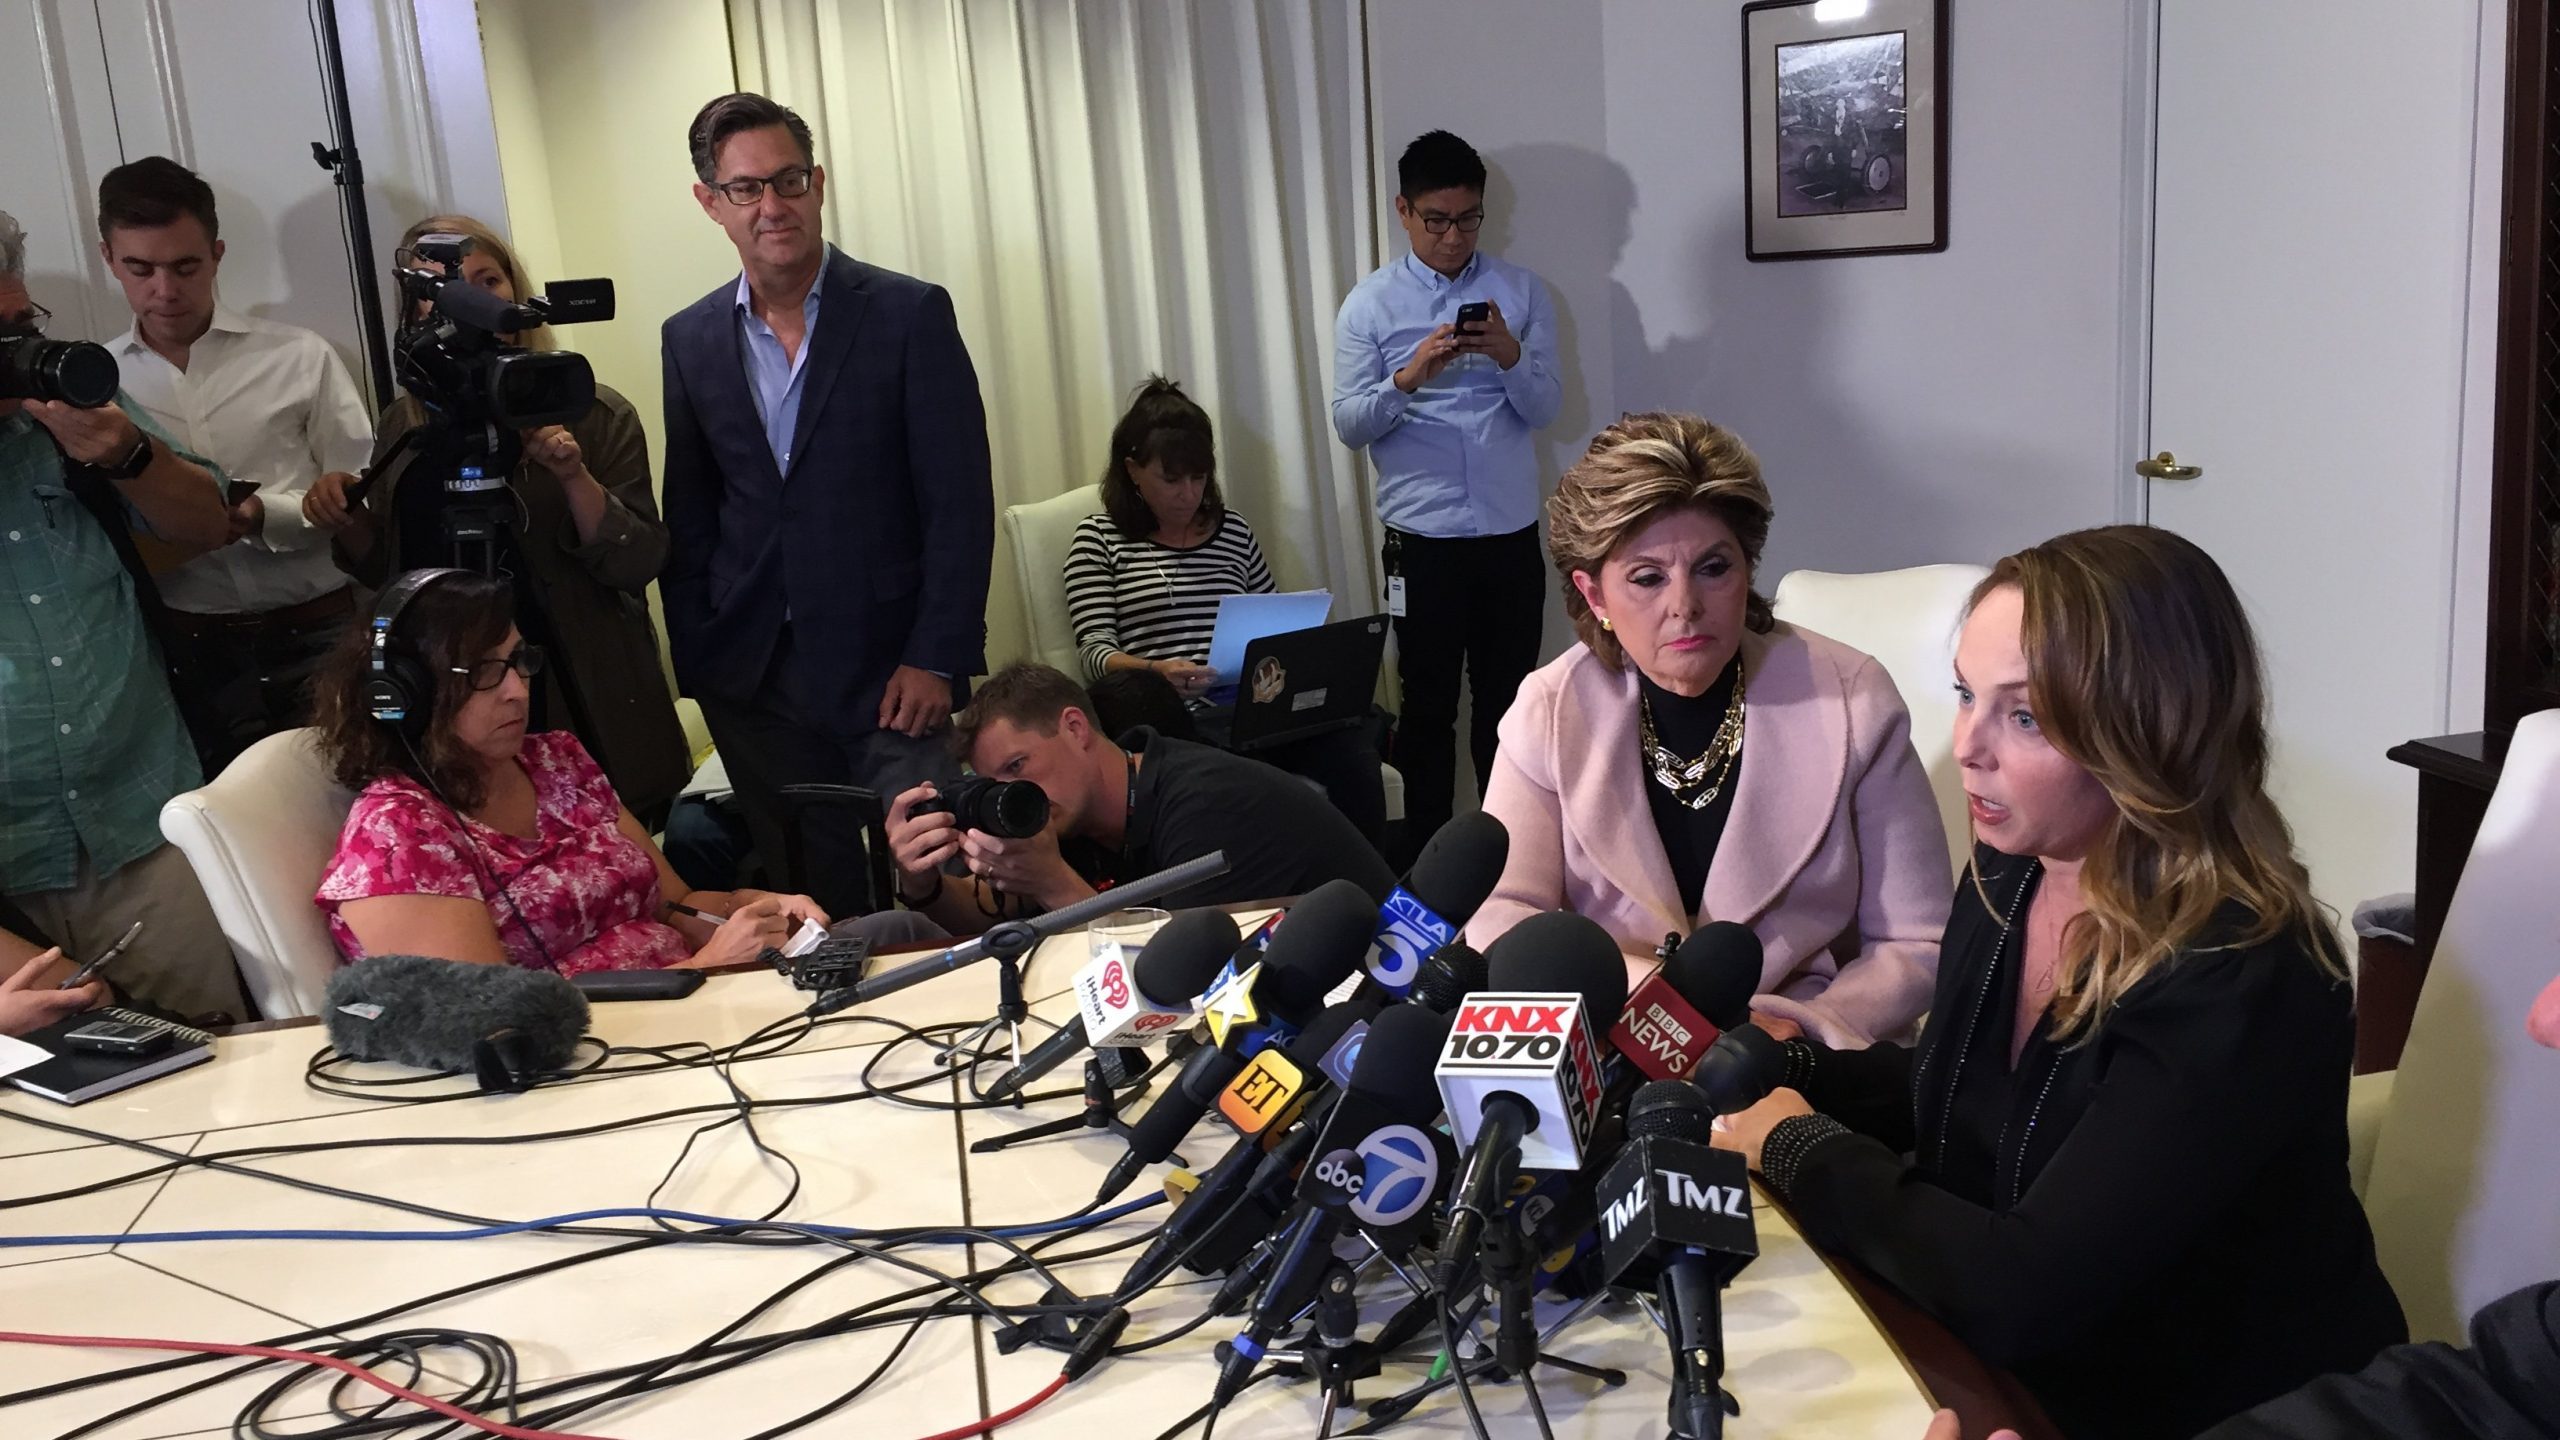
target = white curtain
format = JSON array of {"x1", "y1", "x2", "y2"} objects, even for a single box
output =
[{"x1": 728, "y1": 0, "x2": 1382, "y2": 674}]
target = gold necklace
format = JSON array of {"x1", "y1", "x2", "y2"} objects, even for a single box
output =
[{"x1": 1638, "y1": 669, "x2": 1747, "y2": 812}]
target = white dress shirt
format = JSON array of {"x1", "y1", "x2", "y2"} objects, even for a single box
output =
[{"x1": 111, "y1": 305, "x2": 374, "y2": 614}]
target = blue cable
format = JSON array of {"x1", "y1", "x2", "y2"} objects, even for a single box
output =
[{"x1": 0, "y1": 1193, "x2": 1167, "y2": 1248}]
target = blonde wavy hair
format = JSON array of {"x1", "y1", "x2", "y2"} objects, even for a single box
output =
[
  {"x1": 392, "y1": 213, "x2": 553, "y2": 352},
  {"x1": 1546, "y1": 412, "x2": 1775, "y2": 668},
  {"x1": 1972, "y1": 525, "x2": 2345, "y2": 1042}
]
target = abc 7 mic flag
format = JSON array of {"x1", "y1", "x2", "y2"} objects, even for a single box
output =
[{"x1": 1302, "y1": 1106, "x2": 1455, "y2": 1232}]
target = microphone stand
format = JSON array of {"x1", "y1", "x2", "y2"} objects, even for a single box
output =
[{"x1": 967, "y1": 1045, "x2": 1162, "y2": 1154}]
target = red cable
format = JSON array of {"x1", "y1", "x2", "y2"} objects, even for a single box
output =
[
  {"x1": 0, "y1": 1330, "x2": 626, "y2": 1440},
  {"x1": 903, "y1": 1373, "x2": 1071, "y2": 1440}
]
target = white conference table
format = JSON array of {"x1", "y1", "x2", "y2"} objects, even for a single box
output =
[{"x1": 0, "y1": 918, "x2": 1942, "y2": 1440}]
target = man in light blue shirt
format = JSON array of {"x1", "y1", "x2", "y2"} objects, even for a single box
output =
[{"x1": 1332, "y1": 130, "x2": 1561, "y2": 852}]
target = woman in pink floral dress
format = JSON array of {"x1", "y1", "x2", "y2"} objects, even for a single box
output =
[{"x1": 308, "y1": 569, "x2": 823, "y2": 975}]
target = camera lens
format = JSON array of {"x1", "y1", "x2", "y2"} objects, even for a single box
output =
[
  {"x1": 942, "y1": 776, "x2": 1049, "y2": 839},
  {"x1": 0, "y1": 335, "x2": 120, "y2": 409}
]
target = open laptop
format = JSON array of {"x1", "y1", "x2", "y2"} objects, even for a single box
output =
[{"x1": 1220, "y1": 615, "x2": 1389, "y2": 753}]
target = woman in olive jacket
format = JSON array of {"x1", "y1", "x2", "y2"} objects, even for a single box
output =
[{"x1": 306, "y1": 214, "x2": 689, "y2": 824}]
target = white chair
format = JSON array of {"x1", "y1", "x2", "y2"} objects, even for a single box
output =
[
  {"x1": 1003, "y1": 483, "x2": 1105, "y2": 677},
  {"x1": 1772, "y1": 564, "x2": 1988, "y2": 874},
  {"x1": 1000, "y1": 486, "x2": 1403, "y2": 824},
  {"x1": 2357, "y1": 708, "x2": 2560, "y2": 1341},
  {"x1": 159, "y1": 727, "x2": 355, "y2": 1020}
]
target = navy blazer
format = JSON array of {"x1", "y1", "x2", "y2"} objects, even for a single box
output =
[{"x1": 660, "y1": 247, "x2": 993, "y2": 730}]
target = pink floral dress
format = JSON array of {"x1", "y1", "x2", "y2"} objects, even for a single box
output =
[{"x1": 317, "y1": 732, "x2": 693, "y2": 976}]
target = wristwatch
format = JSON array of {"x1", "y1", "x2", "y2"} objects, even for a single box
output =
[{"x1": 94, "y1": 430, "x2": 154, "y2": 481}]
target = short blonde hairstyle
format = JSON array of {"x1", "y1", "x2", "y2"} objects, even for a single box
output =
[
  {"x1": 1546, "y1": 412, "x2": 1776, "y2": 667},
  {"x1": 393, "y1": 213, "x2": 553, "y2": 352}
]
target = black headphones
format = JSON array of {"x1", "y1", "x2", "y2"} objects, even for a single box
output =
[{"x1": 365, "y1": 567, "x2": 468, "y2": 739}]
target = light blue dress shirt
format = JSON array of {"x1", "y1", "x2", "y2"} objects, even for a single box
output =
[
  {"x1": 1330, "y1": 250, "x2": 1562, "y2": 538},
  {"x1": 734, "y1": 252, "x2": 829, "y2": 473}
]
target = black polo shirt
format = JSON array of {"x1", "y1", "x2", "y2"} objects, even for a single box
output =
[{"x1": 1063, "y1": 727, "x2": 1396, "y2": 908}]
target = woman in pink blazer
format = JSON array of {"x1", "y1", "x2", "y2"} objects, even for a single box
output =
[{"x1": 1466, "y1": 413, "x2": 1949, "y2": 1046}]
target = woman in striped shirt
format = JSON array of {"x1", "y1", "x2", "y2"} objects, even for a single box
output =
[
  {"x1": 1064, "y1": 377, "x2": 1274, "y2": 695},
  {"x1": 1062, "y1": 377, "x2": 1386, "y2": 844}
]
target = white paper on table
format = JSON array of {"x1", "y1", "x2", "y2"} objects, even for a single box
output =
[
  {"x1": 0, "y1": 1033, "x2": 48, "y2": 1080},
  {"x1": 1203, "y1": 590, "x2": 1331, "y2": 683}
]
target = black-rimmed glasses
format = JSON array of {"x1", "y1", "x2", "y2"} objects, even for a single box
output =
[
  {"x1": 712, "y1": 166, "x2": 815, "y2": 206},
  {"x1": 0, "y1": 301, "x2": 53, "y2": 336},
  {"x1": 450, "y1": 645, "x2": 546, "y2": 691},
  {"x1": 1418, "y1": 211, "x2": 1485, "y2": 235}
]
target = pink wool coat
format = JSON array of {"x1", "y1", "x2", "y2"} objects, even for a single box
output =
[{"x1": 1465, "y1": 623, "x2": 1952, "y2": 1047}]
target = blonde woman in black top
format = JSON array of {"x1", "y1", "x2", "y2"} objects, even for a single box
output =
[{"x1": 1714, "y1": 526, "x2": 2404, "y2": 1439}]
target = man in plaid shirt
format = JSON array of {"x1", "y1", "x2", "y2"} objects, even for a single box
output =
[{"x1": 0, "y1": 208, "x2": 246, "y2": 1020}]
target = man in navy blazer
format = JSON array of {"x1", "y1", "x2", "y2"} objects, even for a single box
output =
[{"x1": 662, "y1": 92, "x2": 994, "y2": 916}]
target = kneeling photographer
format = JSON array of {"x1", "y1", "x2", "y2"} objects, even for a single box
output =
[
  {"x1": 307, "y1": 215, "x2": 689, "y2": 828},
  {"x1": 883, "y1": 662, "x2": 1395, "y2": 939}
]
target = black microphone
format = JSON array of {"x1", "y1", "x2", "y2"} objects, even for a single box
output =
[
  {"x1": 1609, "y1": 921, "x2": 1765, "y2": 1085},
  {"x1": 1598, "y1": 1080, "x2": 1757, "y2": 1439},
  {"x1": 1409, "y1": 939, "x2": 1487, "y2": 1014},
  {"x1": 321, "y1": 954, "x2": 589, "y2": 1093},
  {"x1": 1218, "y1": 1003, "x2": 1454, "y2": 1404},
  {"x1": 1111, "y1": 999, "x2": 1374, "y2": 1297},
  {"x1": 1361, "y1": 812, "x2": 1509, "y2": 998},
  {"x1": 1692, "y1": 1023, "x2": 1788, "y2": 1117},
  {"x1": 979, "y1": 908, "x2": 1240, "y2": 1101},
  {"x1": 1432, "y1": 910, "x2": 1629, "y2": 1289}
]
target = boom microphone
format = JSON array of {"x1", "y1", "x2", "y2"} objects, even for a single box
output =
[
  {"x1": 980, "y1": 907, "x2": 1240, "y2": 1101},
  {"x1": 1362, "y1": 812, "x2": 1509, "y2": 997},
  {"x1": 322, "y1": 954, "x2": 589, "y2": 1093},
  {"x1": 1610, "y1": 922, "x2": 1763, "y2": 1082},
  {"x1": 1433, "y1": 910, "x2": 1627, "y2": 1286}
]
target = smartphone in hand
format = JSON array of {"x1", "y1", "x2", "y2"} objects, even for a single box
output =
[
  {"x1": 225, "y1": 479, "x2": 261, "y2": 507},
  {"x1": 1455, "y1": 300, "x2": 1492, "y2": 337},
  {"x1": 58, "y1": 919, "x2": 141, "y2": 990}
]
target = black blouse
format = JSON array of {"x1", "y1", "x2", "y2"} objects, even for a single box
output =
[
  {"x1": 1769, "y1": 847, "x2": 2407, "y2": 1440},
  {"x1": 1637, "y1": 658, "x2": 1743, "y2": 913}
]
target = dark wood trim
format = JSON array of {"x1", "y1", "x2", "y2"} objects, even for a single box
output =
[{"x1": 2490, "y1": 0, "x2": 2560, "y2": 729}]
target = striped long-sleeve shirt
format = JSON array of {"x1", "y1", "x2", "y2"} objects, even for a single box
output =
[{"x1": 1063, "y1": 509, "x2": 1275, "y2": 680}]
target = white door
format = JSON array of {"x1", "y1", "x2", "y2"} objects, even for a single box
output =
[{"x1": 2144, "y1": 0, "x2": 2483, "y2": 916}]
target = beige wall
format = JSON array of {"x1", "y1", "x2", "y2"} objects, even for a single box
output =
[
  {"x1": 476, "y1": 0, "x2": 739, "y2": 477},
  {"x1": 476, "y1": 0, "x2": 740, "y2": 741}
]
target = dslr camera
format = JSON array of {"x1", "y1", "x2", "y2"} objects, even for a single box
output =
[
  {"x1": 929, "y1": 776, "x2": 1049, "y2": 839},
  {"x1": 0, "y1": 320, "x2": 118, "y2": 410}
]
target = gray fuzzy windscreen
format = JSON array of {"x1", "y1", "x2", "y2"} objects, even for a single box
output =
[{"x1": 323, "y1": 953, "x2": 590, "y2": 1073}]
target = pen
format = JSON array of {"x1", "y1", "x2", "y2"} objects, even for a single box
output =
[{"x1": 666, "y1": 900, "x2": 730, "y2": 924}]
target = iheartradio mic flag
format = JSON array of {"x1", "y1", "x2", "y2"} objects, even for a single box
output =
[
  {"x1": 1434, "y1": 992, "x2": 1607, "y2": 1171},
  {"x1": 1608, "y1": 972, "x2": 1720, "y2": 1082},
  {"x1": 1071, "y1": 947, "x2": 1196, "y2": 1049},
  {"x1": 1363, "y1": 888, "x2": 1460, "y2": 998}
]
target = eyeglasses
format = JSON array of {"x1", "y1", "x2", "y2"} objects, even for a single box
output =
[
  {"x1": 712, "y1": 166, "x2": 815, "y2": 206},
  {"x1": 0, "y1": 301, "x2": 52, "y2": 337},
  {"x1": 1417, "y1": 211, "x2": 1485, "y2": 235},
  {"x1": 449, "y1": 645, "x2": 545, "y2": 691}
]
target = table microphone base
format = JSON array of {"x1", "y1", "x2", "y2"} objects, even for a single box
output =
[{"x1": 969, "y1": 1050, "x2": 1157, "y2": 1155}]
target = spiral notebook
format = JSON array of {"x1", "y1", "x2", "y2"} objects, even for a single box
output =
[{"x1": 6, "y1": 1008, "x2": 217, "y2": 1105}]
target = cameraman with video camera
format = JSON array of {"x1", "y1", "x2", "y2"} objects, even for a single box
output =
[
  {"x1": 0, "y1": 207, "x2": 247, "y2": 1022},
  {"x1": 308, "y1": 215, "x2": 689, "y2": 828},
  {"x1": 882, "y1": 662, "x2": 1394, "y2": 939}
]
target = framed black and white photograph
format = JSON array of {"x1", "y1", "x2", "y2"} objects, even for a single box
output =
[{"x1": 1743, "y1": 0, "x2": 1948, "y2": 260}]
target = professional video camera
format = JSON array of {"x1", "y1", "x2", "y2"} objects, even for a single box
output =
[
  {"x1": 372, "y1": 233, "x2": 614, "y2": 574},
  {"x1": 0, "y1": 326, "x2": 118, "y2": 409}
]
